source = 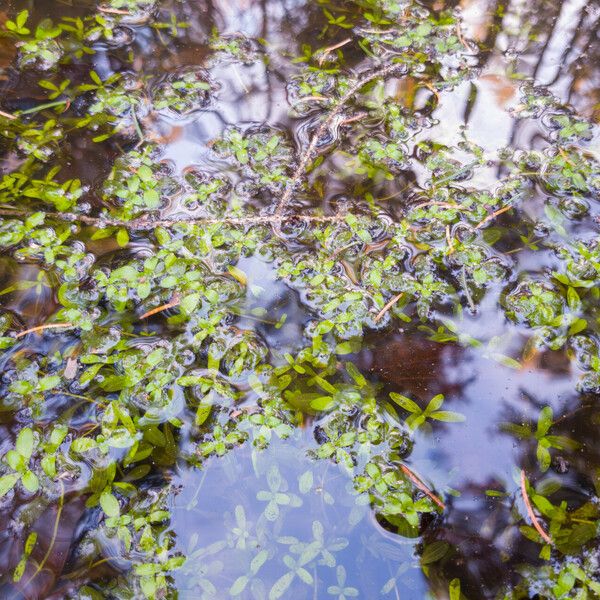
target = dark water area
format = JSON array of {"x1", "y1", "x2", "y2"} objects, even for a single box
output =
[{"x1": 0, "y1": 0, "x2": 599, "y2": 598}]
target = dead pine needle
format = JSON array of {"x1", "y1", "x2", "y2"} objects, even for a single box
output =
[
  {"x1": 16, "y1": 322, "x2": 73, "y2": 338},
  {"x1": 318, "y1": 37, "x2": 352, "y2": 65},
  {"x1": 296, "y1": 95, "x2": 328, "y2": 103},
  {"x1": 520, "y1": 469, "x2": 553, "y2": 545},
  {"x1": 400, "y1": 463, "x2": 445, "y2": 510},
  {"x1": 374, "y1": 292, "x2": 404, "y2": 323},
  {"x1": 329, "y1": 241, "x2": 360, "y2": 260},
  {"x1": 475, "y1": 205, "x2": 512, "y2": 229},
  {"x1": 421, "y1": 82, "x2": 440, "y2": 107},
  {"x1": 140, "y1": 295, "x2": 181, "y2": 319}
]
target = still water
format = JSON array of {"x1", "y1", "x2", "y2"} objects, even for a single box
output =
[{"x1": 0, "y1": 0, "x2": 599, "y2": 598}]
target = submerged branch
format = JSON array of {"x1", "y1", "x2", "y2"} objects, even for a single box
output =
[
  {"x1": 15, "y1": 322, "x2": 74, "y2": 338},
  {"x1": 274, "y1": 62, "x2": 405, "y2": 219},
  {"x1": 520, "y1": 469, "x2": 553, "y2": 545},
  {"x1": 0, "y1": 64, "x2": 404, "y2": 234},
  {"x1": 0, "y1": 208, "x2": 348, "y2": 231},
  {"x1": 374, "y1": 292, "x2": 404, "y2": 323},
  {"x1": 400, "y1": 463, "x2": 445, "y2": 510},
  {"x1": 140, "y1": 295, "x2": 181, "y2": 319}
]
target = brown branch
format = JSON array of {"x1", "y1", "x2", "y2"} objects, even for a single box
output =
[
  {"x1": 294, "y1": 95, "x2": 328, "y2": 103},
  {"x1": 0, "y1": 208, "x2": 348, "y2": 232},
  {"x1": 329, "y1": 241, "x2": 361, "y2": 260},
  {"x1": 400, "y1": 463, "x2": 445, "y2": 510},
  {"x1": 520, "y1": 469, "x2": 553, "y2": 545},
  {"x1": 16, "y1": 322, "x2": 73, "y2": 338},
  {"x1": 274, "y1": 62, "x2": 404, "y2": 220},
  {"x1": 1, "y1": 66, "x2": 404, "y2": 235},
  {"x1": 140, "y1": 295, "x2": 181, "y2": 319},
  {"x1": 318, "y1": 38, "x2": 353, "y2": 66},
  {"x1": 374, "y1": 292, "x2": 403, "y2": 323},
  {"x1": 475, "y1": 205, "x2": 512, "y2": 229}
]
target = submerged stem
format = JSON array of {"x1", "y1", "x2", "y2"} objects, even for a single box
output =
[{"x1": 18, "y1": 481, "x2": 65, "y2": 595}]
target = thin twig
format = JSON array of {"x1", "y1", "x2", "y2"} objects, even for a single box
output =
[
  {"x1": 520, "y1": 469, "x2": 553, "y2": 545},
  {"x1": 16, "y1": 322, "x2": 73, "y2": 338},
  {"x1": 475, "y1": 205, "x2": 512, "y2": 229},
  {"x1": 140, "y1": 295, "x2": 181, "y2": 319},
  {"x1": 329, "y1": 241, "x2": 360, "y2": 260},
  {"x1": 364, "y1": 238, "x2": 390, "y2": 254},
  {"x1": 18, "y1": 100, "x2": 69, "y2": 116},
  {"x1": 62, "y1": 556, "x2": 117, "y2": 581},
  {"x1": 0, "y1": 208, "x2": 348, "y2": 231},
  {"x1": 422, "y1": 82, "x2": 440, "y2": 107},
  {"x1": 294, "y1": 95, "x2": 328, "y2": 103},
  {"x1": 374, "y1": 292, "x2": 403, "y2": 323},
  {"x1": 274, "y1": 62, "x2": 404, "y2": 220},
  {"x1": 2, "y1": 65, "x2": 404, "y2": 236},
  {"x1": 339, "y1": 111, "x2": 368, "y2": 125},
  {"x1": 0, "y1": 109, "x2": 16, "y2": 120},
  {"x1": 317, "y1": 37, "x2": 353, "y2": 65},
  {"x1": 400, "y1": 463, "x2": 445, "y2": 510}
]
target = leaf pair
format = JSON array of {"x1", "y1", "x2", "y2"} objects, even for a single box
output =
[{"x1": 389, "y1": 393, "x2": 465, "y2": 430}]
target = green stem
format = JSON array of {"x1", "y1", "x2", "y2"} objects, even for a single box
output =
[
  {"x1": 131, "y1": 106, "x2": 144, "y2": 145},
  {"x1": 17, "y1": 481, "x2": 65, "y2": 596},
  {"x1": 18, "y1": 100, "x2": 68, "y2": 116}
]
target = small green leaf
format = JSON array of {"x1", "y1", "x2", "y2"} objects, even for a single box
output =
[
  {"x1": 180, "y1": 293, "x2": 200, "y2": 314},
  {"x1": 116, "y1": 228, "x2": 129, "y2": 247},
  {"x1": 195, "y1": 403, "x2": 212, "y2": 426},
  {"x1": 449, "y1": 578, "x2": 461, "y2": 600},
  {"x1": 71, "y1": 437, "x2": 97, "y2": 453},
  {"x1": 137, "y1": 165, "x2": 153, "y2": 182},
  {"x1": 425, "y1": 394, "x2": 445, "y2": 413},
  {"x1": 389, "y1": 393, "x2": 420, "y2": 413},
  {"x1": 429, "y1": 411, "x2": 466, "y2": 423},
  {"x1": 100, "y1": 491, "x2": 120, "y2": 518},
  {"x1": 21, "y1": 470, "x2": 39, "y2": 493},
  {"x1": 536, "y1": 406, "x2": 553, "y2": 437},
  {"x1": 0, "y1": 474, "x2": 19, "y2": 498},
  {"x1": 421, "y1": 541, "x2": 449, "y2": 564},
  {"x1": 227, "y1": 265, "x2": 247, "y2": 285},
  {"x1": 335, "y1": 341, "x2": 356, "y2": 355},
  {"x1": 230, "y1": 576, "x2": 248, "y2": 596},
  {"x1": 269, "y1": 572, "x2": 294, "y2": 600},
  {"x1": 16, "y1": 428, "x2": 34, "y2": 459},
  {"x1": 298, "y1": 471, "x2": 313, "y2": 494},
  {"x1": 39, "y1": 375, "x2": 60, "y2": 391}
]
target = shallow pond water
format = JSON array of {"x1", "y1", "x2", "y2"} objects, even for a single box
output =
[{"x1": 0, "y1": 0, "x2": 599, "y2": 598}]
